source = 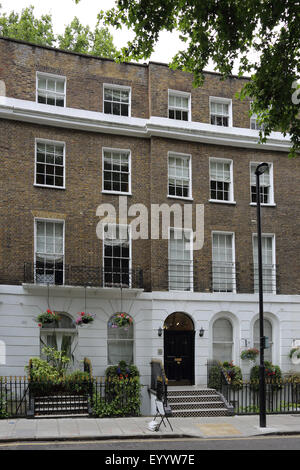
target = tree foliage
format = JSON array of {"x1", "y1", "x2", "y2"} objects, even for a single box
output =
[
  {"x1": 0, "y1": 4, "x2": 55, "y2": 46},
  {"x1": 0, "y1": 4, "x2": 117, "y2": 59},
  {"x1": 95, "y1": 0, "x2": 300, "y2": 156}
]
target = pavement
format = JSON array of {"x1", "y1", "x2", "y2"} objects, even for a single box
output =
[{"x1": 1, "y1": 414, "x2": 300, "y2": 442}]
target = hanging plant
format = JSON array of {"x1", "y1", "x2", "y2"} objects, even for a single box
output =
[
  {"x1": 75, "y1": 312, "x2": 95, "y2": 326},
  {"x1": 240, "y1": 348, "x2": 259, "y2": 361},
  {"x1": 289, "y1": 347, "x2": 300, "y2": 359},
  {"x1": 36, "y1": 309, "x2": 61, "y2": 326},
  {"x1": 109, "y1": 313, "x2": 132, "y2": 329}
]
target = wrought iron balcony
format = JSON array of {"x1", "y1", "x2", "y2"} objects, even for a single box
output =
[{"x1": 23, "y1": 263, "x2": 144, "y2": 289}]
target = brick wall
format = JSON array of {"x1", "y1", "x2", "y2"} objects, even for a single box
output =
[{"x1": 0, "y1": 38, "x2": 299, "y2": 294}]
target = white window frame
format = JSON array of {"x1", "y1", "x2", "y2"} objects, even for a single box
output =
[
  {"x1": 167, "y1": 151, "x2": 192, "y2": 200},
  {"x1": 107, "y1": 313, "x2": 134, "y2": 366},
  {"x1": 252, "y1": 233, "x2": 276, "y2": 294},
  {"x1": 249, "y1": 161, "x2": 275, "y2": 206},
  {"x1": 209, "y1": 96, "x2": 232, "y2": 127},
  {"x1": 40, "y1": 313, "x2": 77, "y2": 360},
  {"x1": 103, "y1": 83, "x2": 131, "y2": 117},
  {"x1": 34, "y1": 138, "x2": 66, "y2": 190},
  {"x1": 168, "y1": 89, "x2": 191, "y2": 122},
  {"x1": 168, "y1": 227, "x2": 194, "y2": 292},
  {"x1": 250, "y1": 101, "x2": 265, "y2": 130},
  {"x1": 209, "y1": 157, "x2": 235, "y2": 204},
  {"x1": 36, "y1": 72, "x2": 66, "y2": 107},
  {"x1": 212, "y1": 231, "x2": 236, "y2": 293},
  {"x1": 34, "y1": 218, "x2": 65, "y2": 285},
  {"x1": 102, "y1": 223, "x2": 132, "y2": 288},
  {"x1": 102, "y1": 147, "x2": 131, "y2": 195}
]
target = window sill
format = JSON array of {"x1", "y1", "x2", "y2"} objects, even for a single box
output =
[
  {"x1": 34, "y1": 184, "x2": 65, "y2": 190},
  {"x1": 102, "y1": 190, "x2": 132, "y2": 196},
  {"x1": 209, "y1": 199, "x2": 236, "y2": 205},
  {"x1": 167, "y1": 195, "x2": 193, "y2": 202},
  {"x1": 250, "y1": 202, "x2": 276, "y2": 207}
]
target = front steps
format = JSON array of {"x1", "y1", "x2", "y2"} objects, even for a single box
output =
[
  {"x1": 167, "y1": 387, "x2": 233, "y2": 417},
  {"x1": 32, "y1": 395, "x2": 90, "y2": 418}
]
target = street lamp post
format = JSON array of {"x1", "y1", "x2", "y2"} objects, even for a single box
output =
[{"x1": 255, "y1": 162, "x2": 269, "y2": 428}]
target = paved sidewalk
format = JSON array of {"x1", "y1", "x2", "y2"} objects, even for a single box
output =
[{"x1": 1, "y1": 414, "x2": 300, "y2": 442}]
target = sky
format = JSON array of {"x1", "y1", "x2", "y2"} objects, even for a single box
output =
[{"x1": 0, "y1": 0, "x2": 190, "y2": 65}]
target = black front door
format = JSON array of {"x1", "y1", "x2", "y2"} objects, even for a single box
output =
[{"x1": 164, "y1": 330, "x2": 195, "y2": 385}]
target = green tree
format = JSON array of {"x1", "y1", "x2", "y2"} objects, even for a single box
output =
[
  {"x1": 95, "y1": 0, "x2": 300, "y2": 156},
  {"x1": 0, "y1": 4, "x2": 55, "y2": 46},
  {"x1": 0, "y1": 4, "x2": 117, "y2": 59},
  {"x1": 57, "y1": 16, "x2": 117, "y2": 58}
]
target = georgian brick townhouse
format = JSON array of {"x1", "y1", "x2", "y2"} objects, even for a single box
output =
[{"x1": 0, "y1": 37, "x2": 299, "y2": 414}]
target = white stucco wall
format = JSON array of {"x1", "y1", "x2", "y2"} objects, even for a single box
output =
[{"x1": 1, "y1": 284, "x2": 300, "y2": 414}]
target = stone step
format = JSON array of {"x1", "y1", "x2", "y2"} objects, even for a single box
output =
[
  {"x1": 35, "y1": 413, "x2": 90, "y2": 418},
  {"x1": 33, "y1": 395, "x2": 89, "y2": 417},
  {"x1": 171, "y1": 408, "x2": 230, "y2": 418},
  {"x1": 170, "y1": 401, "x2": 227, "y2": 411},
  {"x1": 166, "y1": 387, "x2": 232, "y2": 417},
  {"x1": 167, "y1": 388, "x2": 216, "y2": 397},
  {"x1": 168, "y1": 394, "x2": 221, "y2": 403}
]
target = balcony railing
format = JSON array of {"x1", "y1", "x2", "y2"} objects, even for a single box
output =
[
  {"x1": 0, "y1": 261, "x2": 280, "y2": 294},
  {"x1": 212, "y1": 261, "x2": 237, "y2": 293},
  {"x1": 253, "y1": 263, "x2": 277, "y2": 294},
  {"x1": 23, "y1": 263, "x2": 144, "y2": 289}
]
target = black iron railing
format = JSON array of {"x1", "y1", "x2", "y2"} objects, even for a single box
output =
[
  {"x1": 206, "y1": 361, "x2": 300, "y2": 415},
  {"x1": 23, "y1": 263, "x2": 144, "y2": 289},
  {"x1": 0, "y1": 376, "x2": 142, "y2": 418},
  {"x1": 0, "y1": 261, "x2": 281, "y2": 295}
]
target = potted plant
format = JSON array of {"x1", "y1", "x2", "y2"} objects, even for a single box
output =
[
  {"x1": 75, "y1": 312, "x2": 95, "y2": 326},
  {"x1": 35, "y1": 309, "x2": 61, "y2": 326},
  {"x1": 240, "y1": 348, "x2": 259, "y2": 361},
  {"x1": 109, "y1": 313, "x2": 132, "y2": 329},
  {"x1": 289, "y1": 347, "x2": 300, "y2": 365}
]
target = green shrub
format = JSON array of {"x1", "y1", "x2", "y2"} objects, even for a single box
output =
[
  {"x1": 92, "y1": 361, "x2": 141, "y2": 417},
  {"x1": 92, "y1": 376, "x2": 141, "y2": 418},
  {"x1": 105, "y1": 360, "x2": 140, "y2": 379},
  {"x1": 0, "y1": 397, "x2": 8, "y2": 419},
  {"x1": 208, "y1": 365, "x2": 222, "y2": 390},
  {"x1": 222, "y1": 362, "x2": 243, "y2": 390},
  {"x1": 250, "y1": 361, "x2": 282, "y2": 391}
]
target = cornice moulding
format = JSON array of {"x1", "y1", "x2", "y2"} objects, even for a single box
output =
[{"x1": 0, "y1": 97, "x2": 291, "y2": 152}]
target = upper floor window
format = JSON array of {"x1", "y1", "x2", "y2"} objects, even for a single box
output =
[
  {"x1": 168, "y1": 228, "x2": 193, "y2": 291},
  {"x1": 36, "y1": 73, "x2": 66, "y2": 107},
  {"x1": 253, "y1": 234, "x2": 276, "y2": 294},
  {"x1": 103, "y1": 224, "x2": 131, "y2": 288},
  {"x1": 35, "y1": 219, "x2": 64, "y2": 285},
  {"x1": 209, "y1": 158, "x2": 234, "y2": 203},
  {"x1": 212, "y1": 232, "x2": 236, "y2": 293},
  {"x1": 103, "y1": 85, "x2": 130, "y2": 117},
  {"x1": 35, "y1": 140, "x2": 65, "y2": 189},
  {"x1": 210, "y1": 97, "x2": 232, "y2": 127},
  {"x1": 168, "y1": 152, "x2": 191, "y2": 199},
  {"x1": 250, "y1": 162, "x2": 274, "y2": 205},
  {"x1": 103, "y1": 148, "x2": 131, "y2": 194},
  {"x1": 168, "y1": 90, "x2": 190, "y2": 121},
  {"x1": 250, "y1": 102, "x2": 265, "y2": 130}
]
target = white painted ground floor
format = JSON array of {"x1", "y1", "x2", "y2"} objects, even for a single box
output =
[{"x1": 1, "y1": 284, "x2": 300, "y2": 414}]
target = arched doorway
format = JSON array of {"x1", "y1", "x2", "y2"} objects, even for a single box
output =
[{"x1": 163, "y1": 312, "x2": 195, "y2": 385}]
